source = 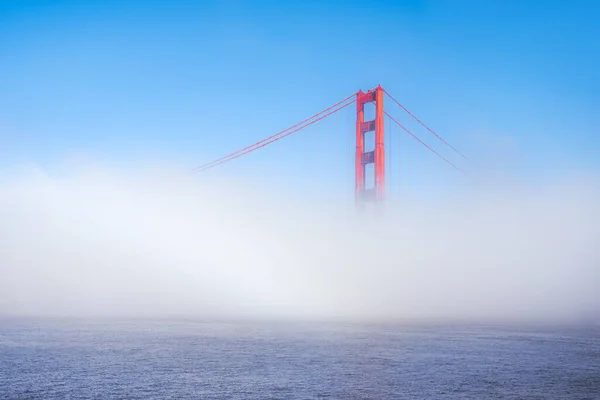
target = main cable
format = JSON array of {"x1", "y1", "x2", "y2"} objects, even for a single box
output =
[
  {"x1": 383, "y1": 89, "x2": 475, "y2": 165},
  {"x1": 385, "y1": 111, "x2": 470, "y2": 177},
  {"x1": 192, "y1": 92, "x2": 357, "y2": 172},
  {"x1": 195, "y1": 99, "x2": 356, "y2": 172}
]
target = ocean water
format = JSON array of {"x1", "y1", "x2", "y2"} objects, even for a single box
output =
[{"x1": 0, "y1": 318, "x2": 599, "y2": 399}]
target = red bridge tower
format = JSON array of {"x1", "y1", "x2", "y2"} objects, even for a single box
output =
[{"x1": 355, "y1": 85, "x2": 385, "y2": 205}]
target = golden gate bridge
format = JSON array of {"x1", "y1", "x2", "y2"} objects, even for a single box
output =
[{"x1": 192, "y1": 85, "x2": 475, "y2": 204}]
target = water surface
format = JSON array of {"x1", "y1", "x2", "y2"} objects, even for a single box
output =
[{"x1": 1, "y1": 318, "x2": 598, "y2": 399}]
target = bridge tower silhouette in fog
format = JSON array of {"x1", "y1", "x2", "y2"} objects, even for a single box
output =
[{"x1": 192, "y1": 85, "x2": 473, "y2": 201}]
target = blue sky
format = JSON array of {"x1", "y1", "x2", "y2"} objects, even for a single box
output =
[{"x1": 1, "y1": 0, "x2": 598, "y2": 197}]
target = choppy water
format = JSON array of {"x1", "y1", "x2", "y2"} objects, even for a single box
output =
[{"x1": 1, "y1": 318, "x2": 599, "y2": 399}]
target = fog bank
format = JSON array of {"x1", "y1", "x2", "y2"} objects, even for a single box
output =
[{"x1": 0, "y1": 165, "x2": 598, "y2": 324}]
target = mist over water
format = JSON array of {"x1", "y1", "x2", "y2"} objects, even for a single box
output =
[{"x1": 0, "y1": 164, "x2": 598, "y2": 324}]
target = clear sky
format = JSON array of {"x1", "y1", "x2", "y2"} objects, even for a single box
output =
[{"x1": 1, "y1": 0, "x2": 598, "y2": 198}]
